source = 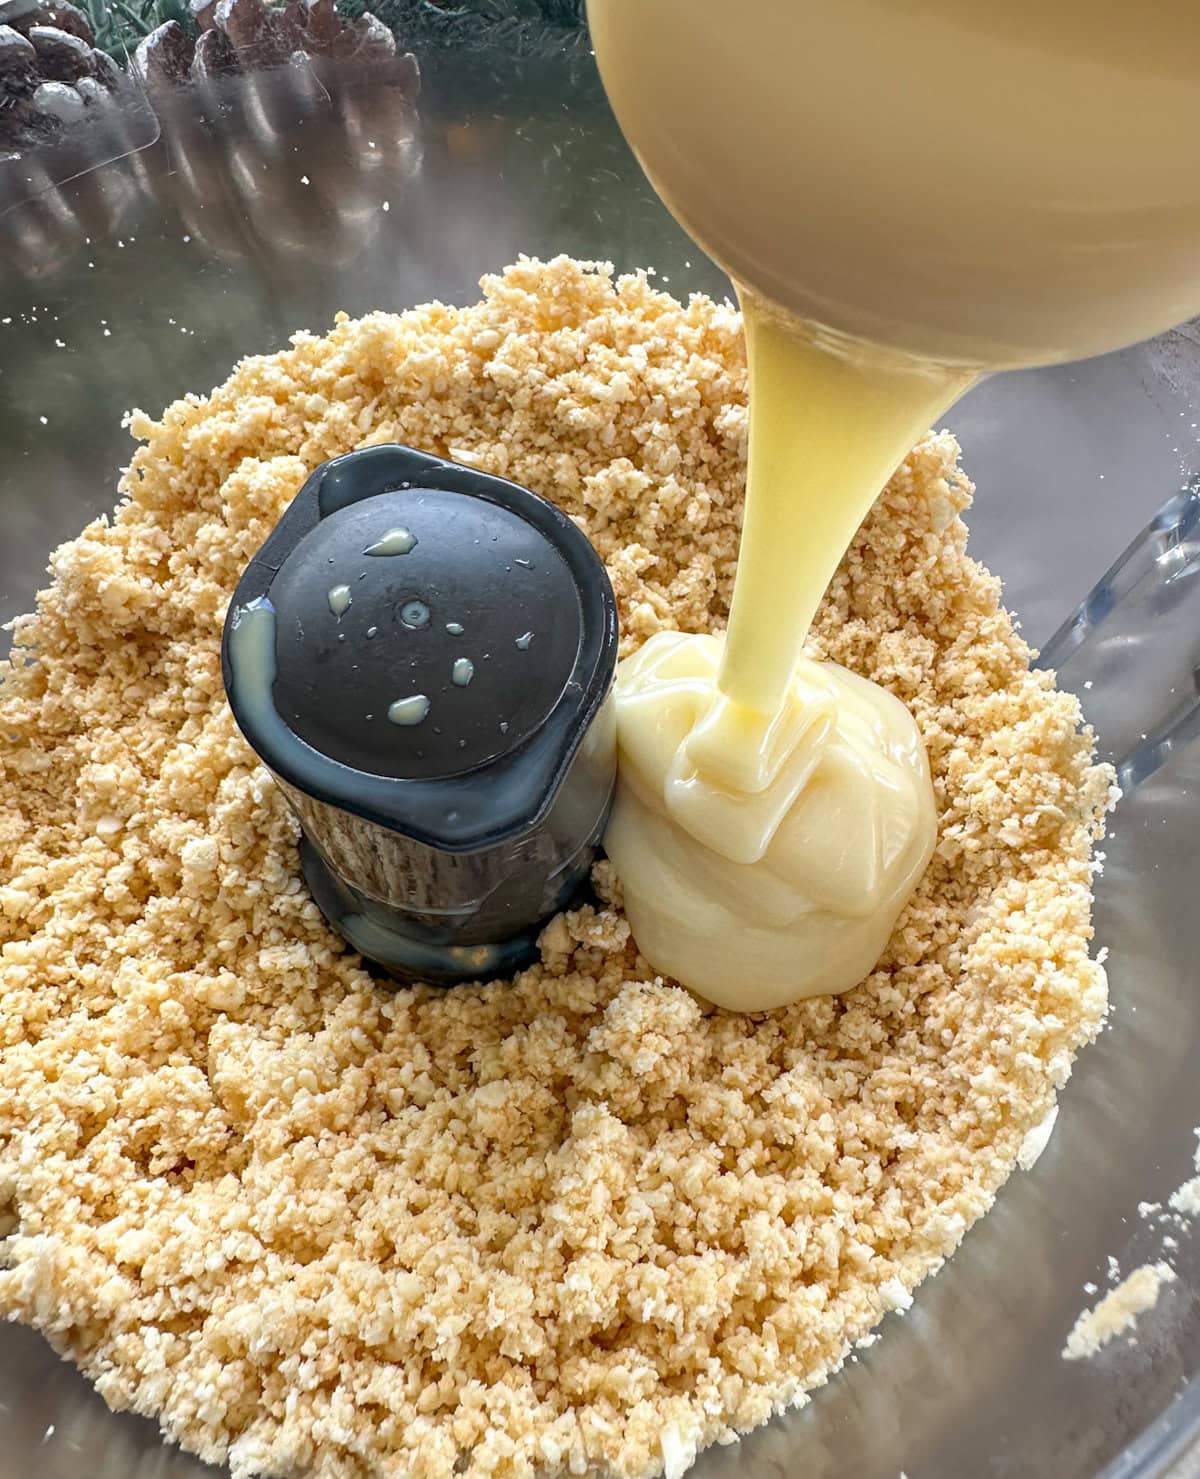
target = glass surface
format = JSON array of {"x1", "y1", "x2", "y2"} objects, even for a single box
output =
[{"x1": 1, "y1": 22, "x2": 1199, "y2": 1479}]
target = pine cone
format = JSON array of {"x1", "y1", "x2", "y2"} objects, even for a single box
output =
[
  {"x1": 128, "y1": 1, "x2": 420, "y2": 271},
  {"x1": 0, "y1": 0, "x2": 126, "y2": 155},
  {"x1": 132, "y1": 0, "x2": 412, "y2": 90}
]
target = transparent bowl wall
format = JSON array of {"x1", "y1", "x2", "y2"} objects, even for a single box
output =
[{"x1": 1, "y1": 24, "x2": 1199, "y2": 1479}]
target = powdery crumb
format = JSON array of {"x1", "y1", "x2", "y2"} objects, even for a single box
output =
[
  {"x1": 660, "y1": 1425, "x2": 697, "y2": 1479},
  {"x1": 1169, "y1": 1178, "x2": 1200, "y2": 1217},
  {"x1": 1017, "y1": 1104, "x2": 1059, "y2": 1171},
  {"x1": 0, "y1": 257, "x2": 1113, "y2": 1479},
  {"x1": 879, "y1": 1278, "x2": 914, "y2": 1314},
  {"x1": 1063, "y1": 1264, "x2": 1176, "y2": 1361}
]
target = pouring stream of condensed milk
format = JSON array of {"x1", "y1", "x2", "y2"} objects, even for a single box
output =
[{"x1": 589, "y1": 0, "x2": 1200, "y2": 1010}]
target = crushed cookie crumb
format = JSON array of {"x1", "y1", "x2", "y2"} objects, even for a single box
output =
[
  {"x1": 1169, "y1": 1178, "x2": 1200, "y2": 1217},
  {"x1": 0, "y1": 257, "x2": 1111, "y2": 1479},
  {"x1": 1064, "y1": 1264, "x2": 1176, "y2": 1360}
]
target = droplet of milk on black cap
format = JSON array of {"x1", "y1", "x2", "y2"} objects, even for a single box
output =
[
  {"x1": 451, "y1": 658, "x2": 474, "y2": 687},
  {"x1": 328, "y1": 584, "x2": 352, "y2": 617},
  {"x1": 516, "y1": 631, "x2": 534, "y2": 650},
  {"x1": 401, "y1": 600, "x2": 430, "y2": 629},
  {"x1": 366, "y1": 626, "x2": 378, "y2": 638},
  {"x1": 388, "y1": 694, "x2": 430, "y2": 726},
  {"x1": 445, "y1": 621, "x2": 464, "y2": 636},
  {"x1": 365, "y1": 527, "x2": 417, "y2": 557}
]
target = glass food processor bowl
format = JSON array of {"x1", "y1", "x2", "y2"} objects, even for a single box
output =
[{"x1": 1, "y1": 13, "x2": 1199, "y2": 1479}]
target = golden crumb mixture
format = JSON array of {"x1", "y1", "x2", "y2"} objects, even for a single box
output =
[{"x1": 0, "y1": 257, "x2": 1112, "y2": 1479}]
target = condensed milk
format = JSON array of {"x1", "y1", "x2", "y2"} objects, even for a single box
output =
[{"x1": 590, "y1": 0, "x2": 1200, "y2": 1009}]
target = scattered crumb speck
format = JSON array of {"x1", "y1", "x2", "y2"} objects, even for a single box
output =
[
  {"x1": 1169, "y1": 1177, "x2": 1200, "y2": 1217},
  {"x1": 1064, "y1": 1264, "x2": 1175, "y2": 1361}
]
